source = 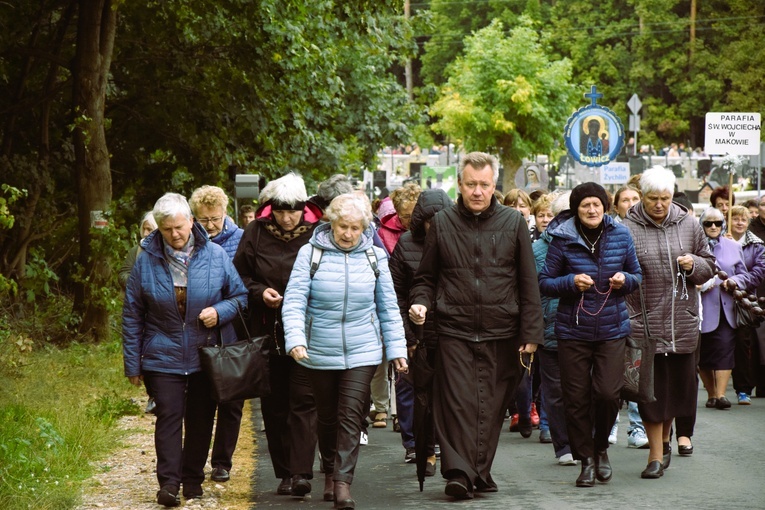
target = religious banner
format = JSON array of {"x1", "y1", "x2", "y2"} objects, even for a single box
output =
[{"x1": 564, "y1": 86, "x2": 625, "y2": 167}]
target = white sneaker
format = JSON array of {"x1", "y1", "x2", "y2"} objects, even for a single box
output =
[
  {"x1": 359, "y1": 430, "x2": 368, "y2": 445},
  {"x1": 558, "y1": 453, "x2": 577, "y2": 466},
  {"x1": 608, "y1": 423, "x2": 618, "y2": 444},
  {"x1": 627, "y1": 428, "x2": 649, "y2": 448}
]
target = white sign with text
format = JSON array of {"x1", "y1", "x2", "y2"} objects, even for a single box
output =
[
  {"x1": 599, "y1": 162, "x2": 630, "y2": 185},
  {"x1": 705, "y1": 112, "x2": 761, "y2": 156}
]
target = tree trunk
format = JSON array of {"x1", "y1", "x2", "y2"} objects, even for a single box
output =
[{"x1": 72, "y1": 0, "x2": 117, "y2": 342}]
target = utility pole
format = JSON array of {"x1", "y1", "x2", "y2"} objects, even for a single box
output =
[{"x1": 404, "y1": 0, "x2": 413, "y2": 101}]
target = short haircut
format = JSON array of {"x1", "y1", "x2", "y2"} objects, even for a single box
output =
[
  {"x1": 699, "y1": 206, "x2": 724, "y2": 223},
  {"x1": 316, "y1": 174, "x2": 354, "y2": 205},
  {"x1": 140, "y1": 211, "x2": 157, "y2": 231},
  {"x1": 551, "y1": 191, "x2": 571, "y2": 215},
  {"x1": 531, "y1": 193, "x2": 555, "y2": 216},
  {"x1": 325, "y1": 193, "x2": 373, "y2": 230},
  {"x1": 730, "y1": 205, "x2": 750, "y2": 220},
  {"x1": 743, "y1": 199, "x2": 759, "y2": 209},
  {"x1": 710, "y1": 186, "x2": 735, "y2": 207},
  {"x1": 189, "y1": 185, "x2": 229, "y2": 216},
  {"x1": 259, "y1": 172, "x2": 308, "y2": 207},
  {"x1": 153, "y1": 193, "x2": 192, "y2": 225},
  {"x1": 239, "y1": 204, "x2": 254, "y2": 216},
  {"x1": 503, "y1": 188, "x2": 531, "y2": 208},
  {"x1": 460, "y1": 152, "x2": 499, "y2": 183},
  {"x1": 390, "y1": 182, "x2": 422, "y2": 214},
  {"x1": 640, "y1": 166, "x2": 675, "y2": 195}
]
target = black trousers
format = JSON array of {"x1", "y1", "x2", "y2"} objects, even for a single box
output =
[
  {"x1": 558, "y1": 338, "x2": 625, "y2": 460},
  {"x1": 306, "y1": 364, "x2": 376, "y2": 484},
  {"x1": 538, "y1": 347, "x2": 572, "y2": 458},
  {"x1": 211, "y1": 399, "x2": 244, "y2": 471},
  {"x1": 261, "y1": 355, "x2": 324, "y2": 480},
  {"x1": 143, "y1": 371, "x2": 217, "y2": 488},
  {"x1": 733, "y1": 326, "x2": 758, "y2": 394}
]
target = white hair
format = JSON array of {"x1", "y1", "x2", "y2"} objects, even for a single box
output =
[
  {"x1": 551, "y1": 191, "x2": 572, "y2": 215},
  {"x1": 140, "y1": 211, "x2": 157, "y2": 230},
  {"x1": 153, "y1": 193, "x2": 192, "y2": 225},
  {"x1": 325, "y1": 193, "x2": 373, "y2": 229},
  {"x1": 259, "y1": 172, "x2": 307, "y2": 206},
  {"x1": 640, "y1": 166, "x2": 676, "y2": 195},
  {"x1": 699, "y1": 207, "x2": 723, "y2": 223}
]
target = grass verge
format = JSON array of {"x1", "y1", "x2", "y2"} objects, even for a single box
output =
[{"x1": 0, "y1": 337, "x2": 142, "y2": 510}]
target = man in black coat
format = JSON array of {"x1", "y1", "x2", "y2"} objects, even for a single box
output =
[{"x1": 409, "y1": 152, "x2": 544, "y2": 500}]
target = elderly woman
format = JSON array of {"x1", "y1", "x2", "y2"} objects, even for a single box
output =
[
  {"x1": 539, "y1": 182, "x2": 642, "y2": 488},
  {"x1": 728, "y1": 206, "x2": 765, "y2": 405},
  {"x1": 119, "y1": 211, "x2": 157, "y2": 291},
  {"x1": 188, "y1": 185, "x2": 244, "y2": 484},
  {"x1": 378, "y1": 182, "x2": 422, "y2": 255},
  {"x1": 622, "y1": 167, "x2": 715, "y2": 479},
  {"x1": 697, "y1": 208, "x2": 752, "y2": 410},
  {"x1": 232, "y1": 173, "x2": 326, "y2": 498},
  {"x1": 122, "y1": 193, "x2": 247, "y2": 506},
  {"x1": 282, "y1": 193, "x2": 408, "y2": 510}
]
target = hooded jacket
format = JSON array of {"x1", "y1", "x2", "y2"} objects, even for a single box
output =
[
  {"x1": 410, "y1": 195, "x2": 544, "y2": 345},
  {"x1": 622, "y1": 202, "x2": 715, "y2": 353},
  {"x1": 210, "y1": 216, "x2": 244, "y2": 260},
  {"x1": 389, "y1": 189, "x2": 453, "y2": 347},
  {"x1": 232, "y1": 201, "x2": 322, "y2": 354},
  {"x1": 122, "y1": 222, "x2": 248, "y2": 377},
  {"x1": 281, "y1": 222, "x2": 407, "y2": 370},
  {"x1": 539, "y1": 211, "x2": 642, "y2": 341}
]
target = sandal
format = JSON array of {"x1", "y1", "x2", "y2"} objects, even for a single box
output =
[{"x1": 373, "y1": 412, "x2": 387, "y2": 428}]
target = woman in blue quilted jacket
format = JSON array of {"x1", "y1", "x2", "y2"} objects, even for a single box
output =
[
  {"x1": 122, "y1": 193, "x2": 247, "y2": 507},
  {"x1": 539, "y1": 182, "x2": 642, "y2": 489},
  {"x1": 282, "y1": 193, "x2": 408, "y2": 510}
]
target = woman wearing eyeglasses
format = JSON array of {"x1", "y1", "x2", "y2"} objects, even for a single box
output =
[{"x1": 697, "y1": 208, "x2": 753, "y2": 410}]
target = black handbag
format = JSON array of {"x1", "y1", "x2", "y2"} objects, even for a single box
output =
[
  {"x1": 621, "y1": 284, "x2": 658, "y2": 404},
  {"x1": 199, "y1": 308, "x2": 272, "y2": 403}
]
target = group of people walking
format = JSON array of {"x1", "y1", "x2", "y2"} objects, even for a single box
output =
[{"x1": 121, "y1": 152, "x2": 763, "y2": 508}]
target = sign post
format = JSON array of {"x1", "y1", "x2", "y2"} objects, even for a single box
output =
[{"x1": 627, "y1": 94, "x2": 642, "y2": 156}]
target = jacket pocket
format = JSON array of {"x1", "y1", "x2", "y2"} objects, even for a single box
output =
[
  {"x1": 305, "y1": 315, "x2": 314, "y2": 346},
  {"x1": 371, "y1": 314, "x2": 382, "y2": 346}
]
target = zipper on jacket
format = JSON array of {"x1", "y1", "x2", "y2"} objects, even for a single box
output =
[
  {"x1": 662, "y1": 227, "x2": 677, "y2": 352},
  {"x1": 342, "y1": 253, "x2": 350, "y2": 369},
  {"x1": 371, "y1": 314, "x2": 382, "y2": 346},
  {"x1": 474, "y1": 216, "x2": 481, "y2": 342}
]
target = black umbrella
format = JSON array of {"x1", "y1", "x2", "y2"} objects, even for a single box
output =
[{"x1": 411, "y1": 324, "x2": 436, "y2": 491}]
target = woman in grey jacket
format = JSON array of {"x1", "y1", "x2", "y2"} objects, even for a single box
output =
[
  {"x1": 623, "y1": 167, "x2": 715, "y2": 480},
  {"x1": 282, "y1": 193, "x2": 408, "y2": 510}
]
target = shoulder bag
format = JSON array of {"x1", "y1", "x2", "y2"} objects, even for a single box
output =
[{"x1": 620, "y1": 284, "x2": 657, "y2": 404}]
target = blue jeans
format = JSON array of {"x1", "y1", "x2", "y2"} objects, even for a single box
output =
[
  {"x1": 627, "y1": 401, "x2": 645, "y2": 434},
  {"x1": 395, "y1": 370, "x2": 415, "y2": 449}
]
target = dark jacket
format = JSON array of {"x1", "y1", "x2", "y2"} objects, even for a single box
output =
[
  {"x1": 410, "y1": 196, "x2": 544, "y2": 344},
  {"x1": 539, "y1": 211, "x2": 642, "y2": 341},
  {"x1": 389, "y1": 189, "x2": 453, "y2": 348},
  {"x1": 211, "y1": 216, "x2": 244, "y2": 260},
  {"x1": 623, "y1": 202, "x2": 715, "y2": 354},
  {"x1": 533, "y1": 228, "x2": 559, "y2": 349},
  {"x1": 232, "y1": 202, "x2": 321, "y2": 354},
  {"x1": 122, "y1": 222, "x2": 248, "y2": 377}
]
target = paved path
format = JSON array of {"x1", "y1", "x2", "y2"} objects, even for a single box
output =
[{"x1": 250, "y1": 386, "x2": 765, "y2": 509}]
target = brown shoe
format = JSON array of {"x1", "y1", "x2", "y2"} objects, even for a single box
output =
[
  {"x1": 334, "y1": 481, "x2": 355, "y2": 509},
  {"x1": 372, "y1": 413, "x2": 388, "y2": 428},
  {"x1": 323, "y1": 474, "x2": 334, "y2": 502}
]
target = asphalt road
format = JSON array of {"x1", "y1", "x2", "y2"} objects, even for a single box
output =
[{"x1": 249, "y1": 385, "x2": 765, "y2": 509}]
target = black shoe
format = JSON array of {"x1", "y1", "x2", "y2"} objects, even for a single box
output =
[
  {"x1": 291, "y1": 475, "x2": 311, "y2": 497},
  {"x1": 715, "y1": 396, "x2": 732, "y2": 409},
  {"x1": 662, "y1": 442, "x2": 671, "y2": 470},
  {"x1": 210, "y1": 467, "x2": 230, "y2": 482},
  {"x1": 539, "y1": 429, "x2": 552, "y2": 443},
  {"x1": 678, "y1": 443, "x2": 694, "y2": 456},
  {"x1": 705, "y1": 397, "x2": 718, "y2": 408},
  {"x1": 424, "y1": 460, "x2": 436, "y2": 477},
  {"x1": 576, "y1": 458, "x2": 596, "y2": 487},
  {"x1": 518, "y1": 417, "x2": 533, "y2": 438},
  {"x1": 444, "y1": 475, "x2": 474, "y2": 500},
  {"x1": 276, "y1": 477, "x2": 292, "y2": 495},
  {"x1": 641, "y1": 460, "x2": 664, "y2": 479},
  {"x1": 156, "y1": 485, "x2": 180, "y2": 507},
  {"x1": 595, "y1": 450, "x2": 612, "y2": 483},
  {"x1": 182, "y1": 483, "x2": 203, "y2": 500}
]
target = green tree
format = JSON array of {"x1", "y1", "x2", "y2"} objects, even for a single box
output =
[{"x1": 430, "y1": 19, "x2": 576, "y2": 190}]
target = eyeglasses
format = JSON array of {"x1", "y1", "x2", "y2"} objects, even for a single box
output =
[
  {"x1": 702, "y1": 221, "x2": 723, "y2": 228},
  {"x1": 197, "y1": 216, "x2": 223, "y2": 225}
]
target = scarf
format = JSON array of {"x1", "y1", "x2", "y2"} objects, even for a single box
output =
[{"x1": 163, "y1": 231, "x2": 195, "y2": 287}]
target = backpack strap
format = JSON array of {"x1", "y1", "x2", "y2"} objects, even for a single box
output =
[
  {"x1": 365, "y1": 247, "x2": 380, "y2": 279},
  {"x1": 309, "y1": 246, "x2": 324, "y2": 279}
]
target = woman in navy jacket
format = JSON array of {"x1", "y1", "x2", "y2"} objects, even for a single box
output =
[
  {"x1": 122, "y1": 193, "x2": 247, "y2": 507},
  {"x1": 539, "y1": 182, "x2": 641, "y2": 488}
]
